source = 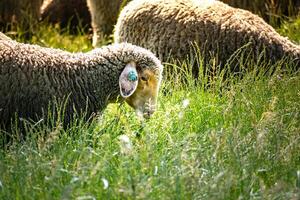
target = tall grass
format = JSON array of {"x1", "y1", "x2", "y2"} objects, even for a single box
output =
[
  {"x1": 0, "y1": 19, "x2": 300, "y2": 200},
  {"x1": 277, "y1": 17, "x2": 300, "y2": 44},
  {"x1": 222, "y1": 0, "x2": 300, "y2": 27},
  {"x1": 3, "y1": 22, "x2": 93, "y2": 52}
]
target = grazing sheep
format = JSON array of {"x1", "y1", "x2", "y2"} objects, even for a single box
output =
[
  {"x1": 86, "y1": 0, "x2": 123, "y2": 47},
  {"x1": 0, "y1": 39, "x2": 163, "y2": 129},
  {"x1": 115, "y1": 0, "x2": 300, "y2": 73},
  {"x1": 0, "y1": 0, "x2": 43, "y2": 29},
  {"x1": 40, "y1": 0, "x2": 91, "y2": 32},
  {"x1": 0, "y1": 32, "x2": 11, "y2": 40}
]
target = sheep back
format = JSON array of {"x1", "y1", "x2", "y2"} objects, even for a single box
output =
[
  {"x1": 0, "y1": 40, "x2": 90, "y2": 128},
  {"x1": 0, "y1": 40, "x2": 162, "y2": 129},
  {"x1": 115, "y1": 0, "x2": 300, "y2": 71}
]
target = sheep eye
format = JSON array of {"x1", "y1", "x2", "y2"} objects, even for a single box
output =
[{"x1": 141, "y1": 76, "x2": 148, "y2": 81}]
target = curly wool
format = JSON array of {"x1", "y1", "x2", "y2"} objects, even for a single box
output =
[
  {"x1": 87, "y1": 0, "x2": 123, "y2": 47},
  {"x1": 0, "y1": 40, "x2": 162, "y2": 128},
  {"x1": 115, "y1": 0, "x2": 300, "y2": 67}
]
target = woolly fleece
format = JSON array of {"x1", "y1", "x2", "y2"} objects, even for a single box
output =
[
  {"x1": 0, "y1": 40, "x2": 162, "y2": 128},
  {"x1": 115, "y1": 0, "x2": 300, "y2": 68}
]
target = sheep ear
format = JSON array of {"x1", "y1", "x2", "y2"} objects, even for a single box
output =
[{"x1": 119, "y1": 62, "x2": 138, "y2": 98}]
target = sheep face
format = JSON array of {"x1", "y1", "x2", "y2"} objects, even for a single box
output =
[{"x1": 119, "y1": 62, "x2": 161, "y2": 118}]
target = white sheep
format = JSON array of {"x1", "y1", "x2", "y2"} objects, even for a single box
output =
[
  {"x1": 115, "y1": 0, "x2": 300, "y2": 72},
  {"x1": 0, "y1": 37, "x2": 163, "y2": 129}
]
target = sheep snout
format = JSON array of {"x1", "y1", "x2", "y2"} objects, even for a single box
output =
[{"x1": 124, "y1": 69, "x2": 160, "y2": 118}]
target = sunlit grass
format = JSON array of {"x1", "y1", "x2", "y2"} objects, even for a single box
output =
[
  {"x1": 277, "y1": 17, "x2": 300, "y2": 44},
  {"x1": 4, "y1": 22, "x2": 93, "y2": 52},
  {"x1": 0, "y1": 18, "x2": 300, "y2": 199}
]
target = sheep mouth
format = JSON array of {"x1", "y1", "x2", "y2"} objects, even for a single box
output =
[
  {"x1": 135, "y1": 107, "x2": 155, "y2": 119},
  {"x1": 143, "y1": 109, "x2": 155, "y2": 119}
]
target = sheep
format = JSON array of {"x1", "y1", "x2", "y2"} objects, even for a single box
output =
[
  {"x1": 86, "y1": 0, "x2": 124, "y2": 47},
  {"x1": 0, "y1": 0, "x2": 43, "y2": 29},
  {"x1": 40, "y1": 0, "x2": 125, "y2": 37},
  {"x1": 40, "y1": 0, "x2": 91, "y2": 32},
  {"x1": 0, "y1": 38, "x2": 163, "y2": 130},
  {"x1": 115, "y1": 0, "x2": 300, "y2": 74},
  {"x1": 0, "y1": 32, "x2": 11, "y2": 40}
]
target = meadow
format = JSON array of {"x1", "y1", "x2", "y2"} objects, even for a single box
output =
[{"x1": 0, "y1": 17, "x2": 300, "y2": 199}]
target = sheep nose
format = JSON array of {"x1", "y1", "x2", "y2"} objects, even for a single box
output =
[{"x1": 143, "y1": 109, "x2": 155, "y2": 119}]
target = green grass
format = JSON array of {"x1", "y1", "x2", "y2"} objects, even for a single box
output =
[
  {"x1": 4, "y1": 23, "x2": 93, "y2": 52},
  {"x1": 277, "y1": 17, "x2": 300, "y2": 44},
  {"x1": 0, "y1": 20, "x2": 300, "y2": 200}
]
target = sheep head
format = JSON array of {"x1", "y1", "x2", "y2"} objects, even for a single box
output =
[{"x1": 119, "y1": 61, "x2": 162, "y2": 118}]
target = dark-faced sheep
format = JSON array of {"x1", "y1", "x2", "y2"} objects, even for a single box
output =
[
  {"x1": 115, "y1": 0, "x2": 300, "y2": 73},
  {"x1": 0, "y1": 0, "x2": 43, "y2": 29},
  {"x1": 40, "y1": 0, "x2": 91, "y2": 32},
  {"x1": 0, "y1": 38, "x2": 163, "y2": 130}
]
